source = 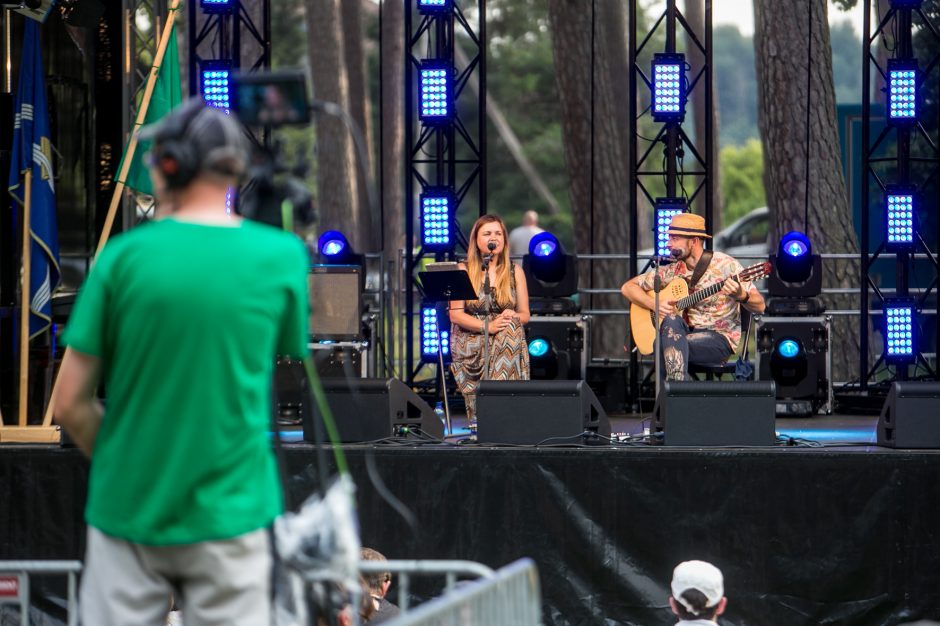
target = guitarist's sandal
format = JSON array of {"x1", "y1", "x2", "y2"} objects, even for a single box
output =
[{"x1": 630, "y1": 262, "x2": 772, "y2": 355}]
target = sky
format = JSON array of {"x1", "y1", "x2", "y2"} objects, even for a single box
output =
[{"x1": 712, "y1": 1, "x2": 865, "y2": 37}]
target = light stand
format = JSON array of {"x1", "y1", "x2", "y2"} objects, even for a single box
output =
[{"x1": 418, "y1": 265, "x2": 477, "y2": 435}]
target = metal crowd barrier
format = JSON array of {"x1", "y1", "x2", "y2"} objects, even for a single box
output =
[
  {"x1": 0, "y1": 560, "x2": 82, "y2": 626},
  {"x1": 359, "y1": 558, "x2": 542, "y2": 626}
]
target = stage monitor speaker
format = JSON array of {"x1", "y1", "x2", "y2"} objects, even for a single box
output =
[
  {"x1": 877, "y1": 382, "x2": 940, "y2": 448},
  {"x1": 302, "y1": 378, "x2": 443, "y2": 443},
  {"x1": 476, "y1": 380, "x2": 610, "y2": 445},
  {"x1": 653, "y1": 381, "x2": 777, "y2": 446},
  {"x1": 309, "y1": 265, "x2": 362, "y2": 341}
]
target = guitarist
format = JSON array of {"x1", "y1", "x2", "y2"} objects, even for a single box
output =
[{"x1": 621, "y1": 213, "x2": 765, "y2": 381}]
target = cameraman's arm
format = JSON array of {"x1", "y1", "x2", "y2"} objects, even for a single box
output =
[{"x1": 55, "y1": 350, "x2": 104, "y2": 458}]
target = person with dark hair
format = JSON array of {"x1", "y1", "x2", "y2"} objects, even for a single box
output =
[
  {"x1": 55, "y1": 98, "x2": 310, "y2": 626},
  {"x1": 448, "y1": 214, "x2": 531, "y2": 428},
  {"x1": 621, "y1": 212, "x2": 765, "y2": 381},
  {"x1": 669, "y1": 560, "x2": 728, "y2": 624},
  {"x1": 313, "y1": 578, "x2": 376, "y2": 626},
  {"x1": 360, "y1": 548, "x2": 400, "y2": 623}
]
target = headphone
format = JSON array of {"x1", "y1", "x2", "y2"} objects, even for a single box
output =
[{"x1": 149, "y1": 98, "x2": 206, "y2": 190}]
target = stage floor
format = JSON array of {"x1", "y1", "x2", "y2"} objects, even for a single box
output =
[{"x1": 280, "y1": 412, "x2": 882, "y2": 447}]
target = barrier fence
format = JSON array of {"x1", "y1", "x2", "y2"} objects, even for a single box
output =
[
  {"x1": 360, "y1": 558, "x2": 542, "y2": 626},
  {"x1": 0, "y1": 560, "x2": 82, "y2": 626}
]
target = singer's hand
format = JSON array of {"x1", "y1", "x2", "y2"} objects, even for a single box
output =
[
  {"x1": 499, "y1": 309, "x2": 516, "y2": 319},
  {"x1": 721, "y1": 278, "x2": 746, "y2": 301},
  {"x1": 658, "y1": 300, "x2": 677, "y2": 318},
  {"x1": 489, "y1": 316, "x2": 511, "y2": 333}
]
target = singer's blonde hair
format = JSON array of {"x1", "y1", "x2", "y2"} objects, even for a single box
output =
[{"x1": 464, "y1": 214, "x2": 514, "y2": 309}]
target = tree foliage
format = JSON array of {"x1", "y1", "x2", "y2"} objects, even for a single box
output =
[
  {"x1": 713, "y1": 25, "x2": 758, "y2": 147},
  {"x1": 479, "y1": 0, "x2": 572, "y2": 245},
  {"x1": 720, "y1": 139, "x2": 766, "y2": 224}
]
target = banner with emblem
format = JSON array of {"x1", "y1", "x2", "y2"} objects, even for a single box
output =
[{"x1": 8, "y1": 19, "x2": 60, "y2": 340}]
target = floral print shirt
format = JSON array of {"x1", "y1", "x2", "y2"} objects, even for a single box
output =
[{"x1": 636, "y1": 251, "x2": 754, "y2": 349}]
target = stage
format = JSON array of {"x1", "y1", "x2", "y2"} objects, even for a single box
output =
[{"x1": 2, "y1": 413, "x2": 940, "y2": 625}]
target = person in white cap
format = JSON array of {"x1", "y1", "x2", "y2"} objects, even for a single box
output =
[{"x1": 669, "y1": 560, "x2": 728, "y2": 624}]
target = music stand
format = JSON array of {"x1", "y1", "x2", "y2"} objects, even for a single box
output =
[{"x1": 419, "y1": 264, "x2": 477, "y2": 435}]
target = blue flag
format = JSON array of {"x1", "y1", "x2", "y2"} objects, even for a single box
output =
[{"x1": 8, "y1": 20, "x2": 60, "y2": 340}]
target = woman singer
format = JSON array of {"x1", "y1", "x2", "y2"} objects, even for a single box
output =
[{"x1": 449, "y1": 214, "x2": 531, "y2": 429}]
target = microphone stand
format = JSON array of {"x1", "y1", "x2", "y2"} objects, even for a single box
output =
[
  {"x1": 653, "y1": 254, "x2": 664, "y2": 400},
  {"x1": 481, "y1": 253, "x2": 493, "y2": 380}
]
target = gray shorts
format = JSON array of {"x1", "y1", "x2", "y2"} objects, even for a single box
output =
[{"x1": 80, "y1": 526, "x2": 272, "y2": 626}]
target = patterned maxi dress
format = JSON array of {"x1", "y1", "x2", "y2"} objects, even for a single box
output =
[{"x1": 450, "y1": 265, "x2": 530, "y2": 424}]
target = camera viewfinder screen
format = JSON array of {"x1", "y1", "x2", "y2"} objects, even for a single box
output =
[{"x1": 234, "y1": 72, "x2": 311, "y2": 127}]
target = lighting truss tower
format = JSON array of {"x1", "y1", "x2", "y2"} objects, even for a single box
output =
[
  {"x1": 122, "y1": 0, "x2": 174, "y2": 226},
  {"x1": 404, "y1": 0, "x2": 485, "y2": 385},
  {"x1": 187, "y1": 0, "x2": 270, "y2": 101},
  {"x1": 860, "y1": 0, "x2": 940, "y2": 388},
  {"x1": 628, "y1": 0, "x2": 713, "y2": 401}
]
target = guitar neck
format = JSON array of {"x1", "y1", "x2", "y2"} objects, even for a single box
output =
[{"x1": 676, "y1": 274, "x2": 736, "y2": 310}]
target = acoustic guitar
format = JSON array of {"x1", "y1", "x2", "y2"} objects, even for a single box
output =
[{"x1": 629, "y1": 261, "x2": 772, "y2": 355}]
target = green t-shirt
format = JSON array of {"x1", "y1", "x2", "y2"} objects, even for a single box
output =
[{"x1": 64, "y1": 218, "x2": 309, "y2": 545}]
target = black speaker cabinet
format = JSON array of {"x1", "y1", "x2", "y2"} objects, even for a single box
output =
[
  {"x1": 877, "y1": 382, "x2": 940, "y2": 448},
  {"x1": 476, "y1": 380, "x2": 610, "y2": 444},
  {"x1": 302, "y1": 378, "x2": 443, "y2": 443},
  {"x1": 274, "y1": 358, "x2": 306, "y2": 420},
  {"x1": 653, "y1": 381, "x2": 777, "y2": 446},
  {"x1": 586, "y1": 364, "x2": 629, "y2": 414}
]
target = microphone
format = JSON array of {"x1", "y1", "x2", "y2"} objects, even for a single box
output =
[
  {"x1": 651, "y1": 254, "x2": 677, "y2": 265},
  {"x1": 483, "y1": 240, "x2": 497, "y2": 268}
]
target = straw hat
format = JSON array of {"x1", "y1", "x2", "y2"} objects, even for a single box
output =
[{"x1": 667, "y1": 213, "x2": 711, "y2": 239}]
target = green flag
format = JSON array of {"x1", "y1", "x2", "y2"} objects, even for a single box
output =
[{"x1": 117, "y1": 24, "x2": 182, "y2": 196}]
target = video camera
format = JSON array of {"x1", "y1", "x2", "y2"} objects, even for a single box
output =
[{"x1": 232, "y1": 70, "x2": 316, "y2": 229}]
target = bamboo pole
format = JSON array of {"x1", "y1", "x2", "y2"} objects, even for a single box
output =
[
  {"x1": 96, "y1": 0, "x2": 180, "y2": 257},
  {"x1": 41, "y1": 0, "x2": 180, "y2": 428},
  {"x1": 18, "y1": 169, "x2": 32, "y2": 427}
]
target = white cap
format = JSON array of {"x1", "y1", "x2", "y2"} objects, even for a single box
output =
[{"x1": 671, "y1": 560, "x2": 724, "y2": 615}]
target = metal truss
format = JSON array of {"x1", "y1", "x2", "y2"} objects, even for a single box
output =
[
  {"x1": 120, "y1": 0, "x2": 270, "y2": 225},
  {"x1": 627, "y1": 0, "x2": 713, "y2": 400},
  {"x1": 404, "y1": 0, "x2": 485, "y2": 386},
  {"x1": 860, "y1": 1, "x2": 940, "y2": 387},
  {"x1": 122, "y1": 0, "x2": 170, "y2": 226},
  {"x1": 187, "y1": 0, "x2": 270, "y2": 96}
]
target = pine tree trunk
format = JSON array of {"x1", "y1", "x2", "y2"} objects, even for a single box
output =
[
  {"x1": 306, "y1": 0, "x2": 361, "y2": 248},
  {"x1": 379, "y1": 0, "x2": 404, "y2": 261},
  {"x1": 548, "y1": 0, "x2": 632, "y2": 359},
  {"x1": 683, "y1": 0, "x2": 722, "y2": 231},
  {"x1": 341, "y1": 0, "x2": 377, "y2": 250},
  {"x1": 754, "y1": 0, "x2": 863, "y2": 383}
]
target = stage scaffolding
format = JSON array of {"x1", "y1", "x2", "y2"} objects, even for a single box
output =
[
  {"x1": 627, "y1": 0, "x2": 714, "y2": 402},
  {"x1": 403, "y1": 0, "x2": 485, "y2": 388},
  {"x1": 860, "y1": 1, "x2": 940, "y2": 388},
  {"x1": 119, "y1": 0, "x2": 271, "y2": 226}
]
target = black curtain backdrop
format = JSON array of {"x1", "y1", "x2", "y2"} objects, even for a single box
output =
[{"x1": 3, "y1": 445, "x2": 940, "y2": 625}]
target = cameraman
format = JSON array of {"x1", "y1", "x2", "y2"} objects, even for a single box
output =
[{"x1": 56, "y1": 98, "x2": 310, "y2": 626}]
